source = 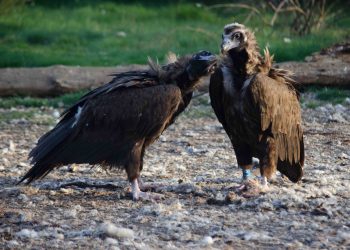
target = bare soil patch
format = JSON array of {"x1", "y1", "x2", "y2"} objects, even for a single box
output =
[{"x1": 0, "y1": 95, "x2": 349, "y2": 249}]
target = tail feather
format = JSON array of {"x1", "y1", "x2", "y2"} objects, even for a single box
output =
[
  {"x1": 277, "y1": 139, "x2": 304, "y2": 183},
  {"x1": 18, "y1": 119, "x2": 74, "y2": 184}
]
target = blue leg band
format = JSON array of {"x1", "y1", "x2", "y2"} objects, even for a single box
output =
[{"x1": 242, "y1": 168, "x2": 252, "y2": 180}]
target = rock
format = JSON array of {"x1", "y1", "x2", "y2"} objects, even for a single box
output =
[
  {"x1": 201, "y1": 236, "x2": 214, "y2": 246},
  {"x1": 16, "y1": 229, "x2": 39, "y2": 239},
  {"x1": 239, "y1": 231, "x2": 272, "y2": 241},
  {"x1": 66, "y1": 209, "x2": 77, "y2": 219},
  {"x1": 7, "y1": 240, "x2": 19, "y2": 247},
  {"x1": 329, "y1": 113, "x2": 346, "y2": 123},
  {"x1": 337, "y1": 230, "x2": 350, "y2": 243},
  {"x1": 335, "y1": 104, "x2": 346, "y2": 113},
  {"x1": 99, "y1": 222, "x2": 134, "y2": 240},
  {"x1": 52, "y1": 110, "x2": 60, "y2": 118},
  {"x1": 17, "y1": 162, "x2": 29, "y2": 168},
  {"x1": 345, "y1": 97, "x2": 350, "y2": 105},
  {"x1": 9, "y1": 140, "x2": 16, "y2": 152},
  {"x1": 90, "y1": 209, "x2": 99, "y2": 216},
  {"x1": 105, "y1": 237, "x2": 119, "y2": 245},
  {"x1": 339, "y1": 153, "x2": 350, "y2": 159}
]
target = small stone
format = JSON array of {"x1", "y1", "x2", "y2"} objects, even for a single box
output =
[
  {"x1": 18, "y1": 193, "x2": 29, "y2": 202},
  {"x1": 7, "y1": 240, "x2": 19, "y2": 247},
  {"x1": 60, "y1": 188, "x2": 74, "y2": 194},
  {"x1": 329, "y1": 113, "x2": 346, "y2": 123},
  {"x1": 99, "y1": 222, "x2": 134, "y2": 240},
  {"x1": 344, "y1": 97, "x2": 350, "y2": 105},
  {"x1": 52, "y1": 110, "x2": 60, "y2": 118},
  {"x1": 90, "y1": 209, "x2": 99, "y2": 216},
  {"x1": 334, "y1": 104, "x2": 346, "y2": 112},
  {"x1": 55, "y1": 233, "x2": 65, "y2": 240},
  {"x1": 201, "y1": 236, "x2": 214, "y2": 245},
  {"x1": 339, "y1": 153, "x2": 350, "y2": 159},
  {"x1": 9, "y1": 140, "x2": 16, "y2": 152},
  {"x1": 105, "y1": 237, "x2": 119, "y2": 245},
  {"x1": 337, "y1": 231, "x2": 350, "y2": 243},
  {"x1": 16, "y1": 229, "x2": 39, "y2": 239},
  {"x1": 66, "y1": 209, "x2": 77, "y2": 218},
  {"x1": 17, "y1": 162, "x2": 29, "y2": 168},
  {"x1": 2, "y1": 158, "x2": 10, "y2": 166},
  {"x1": 49, "y1": 190, "x2": 56, "y2": 195}
]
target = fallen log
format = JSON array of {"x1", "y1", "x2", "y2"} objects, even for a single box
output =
[
  {"x1": 0, "y1": 42, "x2": 349, "y2": 97},
  {"x1": 0, "y1": 65, "x2": 147, "y2": 97}
]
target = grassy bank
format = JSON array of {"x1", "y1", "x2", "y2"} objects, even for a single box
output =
[
  {"x1": 0, "y1": 1, "x2": 349, "y2": 67},
  {"x1": 0, "y1": 88, "x2": 349, "y2": 110}
]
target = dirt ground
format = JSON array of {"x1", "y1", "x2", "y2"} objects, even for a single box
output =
[{"x1": 0, "y1": 94, "x2": 349, "y2": 249}]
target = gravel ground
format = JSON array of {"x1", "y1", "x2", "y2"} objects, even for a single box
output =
[{"x1": 0, "y1": 94, "x2": 349, "y2": 249}]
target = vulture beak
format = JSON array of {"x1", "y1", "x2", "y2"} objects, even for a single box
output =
[
  {"x1": 198, "y1": 53, "x2": 217, "y2": 73},
  {"x1": 187, "y1": 51, "x2": 218, "y2": 79},
  {"x1": 221, "y1": 38, "x2": 239, "y2": 54}
]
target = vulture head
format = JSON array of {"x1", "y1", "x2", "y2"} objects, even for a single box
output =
[
  {"x1": 221, "y1": 23, "x2": 251, "y2": 53},
  {"x1": 220, "y1": 23, "x2": 263, "y2": 75},
  {"x1": 186, "y1": 50, "x2": 217, "y2": 80}
]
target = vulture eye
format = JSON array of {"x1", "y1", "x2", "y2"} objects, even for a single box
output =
[{"x1": 233, "y1": 33, "x2": 241, "y2": 40}]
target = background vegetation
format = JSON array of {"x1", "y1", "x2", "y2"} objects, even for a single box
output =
[
  {"x1": 0, "y1": 0, "x2": 348, "y2": 108},
  {"x1": 0, "y1": 0, "x2": 349, "y2": 67}
]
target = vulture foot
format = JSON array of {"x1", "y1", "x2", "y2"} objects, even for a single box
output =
[
  {"x1": 137, "y1": 177, "x2": 165, "y2": 192},
  {"x1": 237, "y1": 179, "x2": 268, "y2": 198},
  {"x1": 131, "y1": 178, "x2": 164, "y2": 201},
  {"x1": 133, "y1": 191, "x2": 164, "y2": 201}
]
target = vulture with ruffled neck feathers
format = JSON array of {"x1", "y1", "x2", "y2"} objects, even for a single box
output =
[
  {"x1": 209, "y1": 23, "x2": 304, "y2": 193},
  {"x1": 19, "y1": 51, "x2": 217, "y2": 201}
]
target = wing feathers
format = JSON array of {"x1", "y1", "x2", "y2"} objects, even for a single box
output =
[
  {"x1": 249, "y1": 73, "x2": 304, "y2": 181},
  {"x1": 20, "y1": 85, "x2": 183, "y2": 184}
]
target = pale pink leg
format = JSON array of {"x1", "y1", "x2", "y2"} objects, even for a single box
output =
[{"x1": 130, "y1": 179, "x2": 164, "y2": 201}]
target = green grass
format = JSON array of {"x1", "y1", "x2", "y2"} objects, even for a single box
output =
[
  {"x1": 0, "y1": 91, "x2": 86, "y2": 109},
  {"x1": 0, "y1": 110, "x2": 35, "y2": 121},
  {"x1": 1, "y1": 87, "x2": 348, "y2": 110},
  {"x1": 301, "y1": 87, "x2": 350, "y2": 108},
  {"x1": 314, "y1": 87, "x2": 350, "y2": 103},
  {"x1": 0, "y1": 1, "x2": 349, "y2": 67}
]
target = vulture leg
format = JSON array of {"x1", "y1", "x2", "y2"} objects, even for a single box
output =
[
  {"x1": 126, "y1": 141, "x2": 163, "y2": 201},
  {"x1": 234, "y1": 144, "x2": 254, "y2": 191},
  {"x1": 130, "y1": 179, "x2": 164, "y2": 201},
  {"x1": 259, "y1": 137, "x2": 277, "y2": 189},
  {"x1": 234, "y1": 145, "x2": 263, "y2": 196},
  {"x1": 233, "y1": 144, "x2": 254, "y2": 181}
]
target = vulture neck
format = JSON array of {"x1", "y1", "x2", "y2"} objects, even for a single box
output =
[
  {"x1": 225, "y1": 48, "x2": 257, "y2": 90},
  {"x1": 175, "y1": 70, "x2": 200, "y2": 95},
  {"x1": 157, "y1": 57, "x2": 200, "y2": 95}
]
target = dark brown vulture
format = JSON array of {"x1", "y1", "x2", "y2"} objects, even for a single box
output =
[
  {"x1": 19, "y1": 51, "x2": 217, "y2": 201},
  {"x1": 209, "y1": 23, "x2": 304, "y2": 193}
]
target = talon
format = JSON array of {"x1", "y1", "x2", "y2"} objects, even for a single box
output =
[
  {"x1": 237, "y1": 179, "x2": 266, "y2": 198},
  {"x1": 137, "y1": 177, "x2": 165, "y2": 192},
  {"x1": 134, "y1": 191, "x2": 164, "y2": 201},
  {"x1": 131, "y1": 178, "x2": 164, "y2": 201}
]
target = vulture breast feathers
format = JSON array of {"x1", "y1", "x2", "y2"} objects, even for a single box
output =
[
  {"x1": 210, "y1": 23, "x2": 304, "y2": 183},
  {"x1": 19, "y1": 51, "x2": 217, "y2": 200}
]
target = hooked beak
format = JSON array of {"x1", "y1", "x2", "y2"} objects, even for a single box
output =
[{"x1": 221, "y1": 38, "x2": 239, "y2": 54}]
